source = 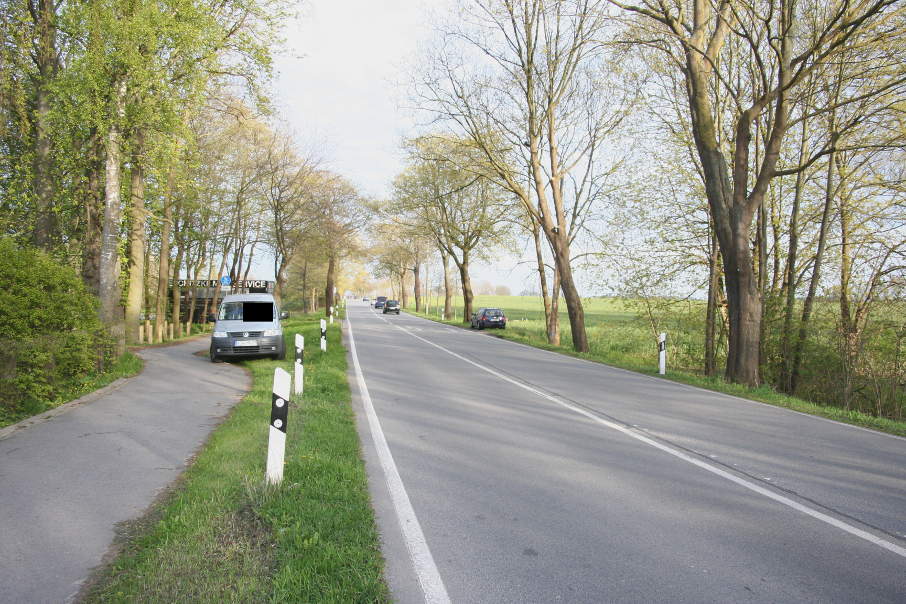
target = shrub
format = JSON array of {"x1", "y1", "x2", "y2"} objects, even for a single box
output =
[{"x1": 0, "y1": 239, "x2": 112, "y2": 415}]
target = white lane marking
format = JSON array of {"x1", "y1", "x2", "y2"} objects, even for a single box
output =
[
  {"x1": 346, "y1": 315, "x2": 451, "y2": 604},
  {"x1": 390, "y1": 323, "x2": 906, "y2": 560},
  {"x1": 404, "y1": 312, "x2": 906, "y2": 443}
]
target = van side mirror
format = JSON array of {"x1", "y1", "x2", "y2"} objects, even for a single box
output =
[{"x1": 280, "y1": 311, "x2": 289, "y2": 319}]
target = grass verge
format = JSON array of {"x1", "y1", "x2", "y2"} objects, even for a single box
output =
[
  {"x1": 81, "y1": 314, "x2": 389, "y2": 603},
  {"x1": 407, "y1": 309, "x2": 906, "y2": 438},
  {"x1": 0, "y1": 351, "x2": 144, "y2": 430}
]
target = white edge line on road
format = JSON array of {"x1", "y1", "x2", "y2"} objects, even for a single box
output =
[
  {"x1": 390, "y1": 321, "x2": 906, "y2": 561},
  {"x1": 403, "y1": 311, "x2": 906, "y2": 443},
  {"x1": 346, "y1": 315, "x2": 451, "y2": 604}
]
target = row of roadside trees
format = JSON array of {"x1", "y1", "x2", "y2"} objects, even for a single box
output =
[
  {"x1": 372, "y1": 0, "x2": 904, "y2": 419},
  {"x1": 1, "y1": 0, "x2": 365, "y2": 411}
]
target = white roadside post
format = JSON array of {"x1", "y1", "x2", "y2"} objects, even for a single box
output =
[
  {"x1": 329, "y1": 306, "x2": 334, "y2": 324},
  {"x1": 320, "y1": 319, "x2": 327, "y2": 352},
  {"x1": 266, "y1": 367, "x2": 291, "y2": 485},
  {"x1": 658, "y1": 332, "x2": 667, "y2": 375},
  {"x1": 294, "y1": 334, "x2": 304, "y2": 396}
]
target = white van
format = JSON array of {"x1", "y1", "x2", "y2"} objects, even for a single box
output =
[{"x1": 209, "y1": 293, "x2": 287, "y2": 362}]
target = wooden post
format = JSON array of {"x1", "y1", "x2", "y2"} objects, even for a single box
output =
[
  {"x1": 138, "y1": 325, "x2": 144, "y2": 344},
  {"x1": 145, "y1": 320, "x2": 152, "y2": 344}
]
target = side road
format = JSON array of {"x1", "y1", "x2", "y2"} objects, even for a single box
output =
[{"x1": 0, "y1": 337, "x2": 249, "y2": 603}]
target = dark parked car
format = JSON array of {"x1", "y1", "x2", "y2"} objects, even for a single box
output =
[
  {"x1": 383, "y1": 300, "x2": 401, "y2": 315},
  {"x1": 471, "y1": 307, "x2": 506, "y2": 329},
  {"x1": 374, "y1": 296, "x2": 387, "y2": 309}
]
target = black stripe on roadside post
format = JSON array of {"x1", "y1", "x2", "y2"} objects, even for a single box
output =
[{"x1": 271, "y1": 391, "x2": 288, "y2": 433}]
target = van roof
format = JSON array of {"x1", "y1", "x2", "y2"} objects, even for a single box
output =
[{"x1": 221, "y1": 293, "x2": 276, "y2": 303}]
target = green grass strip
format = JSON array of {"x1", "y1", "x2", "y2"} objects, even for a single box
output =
[
  {"x1": 407, "y1": 310, "x2": 906, "y2": 438},
  {"x1": 83, "y1": 315, "x2": 389, "y2": 603}
]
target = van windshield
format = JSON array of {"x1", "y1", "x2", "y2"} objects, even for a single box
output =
[{"x1": 219, "y1": 302, "x2": 274, "y2": 322}]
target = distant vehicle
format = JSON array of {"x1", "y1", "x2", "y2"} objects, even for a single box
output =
[
  {"x1": 470, "y1": 307, "x2": 506, "y2": 330},
  {"x1": 363, "y1": 296, "x2": 370, "y2": 302},
  {"x1": 374, "y1": 296, "x2": 387, "y2": 309},
  {"x1": 209, "y1": 293, "x2": 288, "y2": 362},
  {"x1": 383, "y1": 300, "x2": 400, "y2": 315}
]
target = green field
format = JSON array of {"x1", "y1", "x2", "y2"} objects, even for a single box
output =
[
  {"x1": 410, "y1": 295, "x2": 906, "y2": 437},
  {"x1": 419, "y1": 294, "x2": 695, "y2": 372}
]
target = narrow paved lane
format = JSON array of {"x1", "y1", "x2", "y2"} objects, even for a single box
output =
[
  {"x1": 0, "y1": 338, "x2": 249, "y2": 603},
  {"x1": 347, "y1": 302, "x2": 906, "y2": 603}
]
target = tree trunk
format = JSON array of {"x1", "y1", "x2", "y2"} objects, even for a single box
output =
[
  {"x1": 413, "y1": 261, "x2": 422, "y2": 312},
  {"x1": 125, "y1": 129, "x2": 145, "y2": 344},
  {"x1": 82, "y1": 137, "x2": 103, "y2": 293},
  {"x1": 325, "y1": 254, "x2": 336, "y2": 317},
  {"x1": 170, "y1": 219, "x2": 185, "y2": 336},
  {"x1": 548, "y1": 265, "x2": 561, "y2": 346},
  {"x1": 790, "y1": 140, "x2": 837, "y2": 393},
  {"x1": 30, "y1": 0, "x2": 57, "y2": 249},
  {"x1": 441, "y1": 250, "x2": 452, "y2": 319},
  {"x1": 549, "y1": 236, "x2": 587, "y2": 352},
  {"x1": 242, "y1": 240, "x2": 256, "y2": 283},
  {"x1": 458, "y1": 252, "x2": 474, "y2": 323},
  {"x1": 531, "y1": 217, "x2": 555, "y2": 343},
  {"x1": 300, "y1": 259, "x2": 308, "y2": 312},
  {"x1": 705, "y1": 225, "x2": 720, "y2": 377},
  {"x1": 779, "y1": 120, "x2": 809, "y2": 391},
  {"x1": 155, "y1": 167, "x2": 175, "y2": 342},
  {"x1": 98, "y1": 78, "x2": 127, "y2": 356}
]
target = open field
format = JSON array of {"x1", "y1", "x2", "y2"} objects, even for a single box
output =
[
  {"x1": 407, "y1": 295, "x2": 906, "y2": 437},
  {"x1": 83, "y1": 315, "x2": 388, "y2": 603}
]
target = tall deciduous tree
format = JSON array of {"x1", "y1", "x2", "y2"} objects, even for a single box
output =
[
  {"x1": 611, "y1": 0, "x2": 906, "y2": 385},
  {"x1": 418, "y1": 0, "x2": 630, "y2": 349}
]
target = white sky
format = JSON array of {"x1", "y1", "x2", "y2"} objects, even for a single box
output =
[{"x1": 267, "y1": 0, "x2": 543, "y2": 294}]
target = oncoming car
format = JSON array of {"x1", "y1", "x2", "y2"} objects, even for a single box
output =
[
  {"x1": 382, "y1": 300, "x2": 400, "y2": 315},
  {"x1": 210, "y1": 293, "x2": 288, "y2": 362},
  {"x1": 470, "y1": 307, "x2": 507, "y2": 329}
]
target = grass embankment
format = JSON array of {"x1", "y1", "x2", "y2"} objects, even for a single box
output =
[
  {"x1": 0, "y1": 352, "x2": 143, "y2": 430},
  {"x1": 410, "y1": 295, "x2": 906, "y2": 438},
  {"x1": 83, "y1": 315, "x2": 389, "y2": 603}
]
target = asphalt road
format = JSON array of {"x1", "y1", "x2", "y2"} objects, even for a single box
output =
[
  {"x1": 0, "y1": 338, "x2": 249, "y2": 603},
  {"x1": 346, "y1": 302, "x2": 906, "y2": 603}
]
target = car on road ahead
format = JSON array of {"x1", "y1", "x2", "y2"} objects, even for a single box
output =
[
  {"x1": 374, "y1": 296, "x2": 387, "y2": 309},
  {"x1": 383, "y1": 300, "x2": 400, "y2": 315},
  {"x1": 210, "y1": 293, "x2": 288, "y2": 362},
  {"x1": 471, "y1": 307, "x2": 507, "y2": 330},
  {"x1": 363, "y1": 296, "x2": 370, "y2": 302}
]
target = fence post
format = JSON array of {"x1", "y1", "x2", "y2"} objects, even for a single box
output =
[
  {"x1": 168, "y1": 322, "x2": 174, "y2": 340},
  {"x1": 329, "y1": 306, "x2": 334, "y2": 324},
  {"x1": 145, "y1": 320, "x2": 152, "y2": 344},
  {"x1": 320, "y1": 319, "x2": 327, "y2": 352},
  {"x1": 267, "y1": 367, "x2": 291, "y2": 485},
  {"x1": 294, "y1": 334, "x2": 304, "y2": 396},
  {"x1": 658, "y1": 332, "x2": 667, "y2": 375}
]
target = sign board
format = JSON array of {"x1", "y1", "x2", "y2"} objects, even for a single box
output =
[{"x1": 168, "y1": 278, "x2": 273, "y2": 289}]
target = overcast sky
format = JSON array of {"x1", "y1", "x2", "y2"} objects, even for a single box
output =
[{"x1": 267, "y1": 0, "x2": 543, "y2": 294}]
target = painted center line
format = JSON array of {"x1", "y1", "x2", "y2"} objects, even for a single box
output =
[
  {"x1": 346, "y1": 314, "x2": 451, "y2": 604},
  {"x1": 388, "y1": 321, "x2": 906, "y2": 560}
]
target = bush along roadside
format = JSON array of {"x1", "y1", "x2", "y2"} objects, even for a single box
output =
[
  {"x1": 0, "y1": 239, "x2": 144, "y2": 429},
  {"x1": 405, "y1": 308, "x2": 906, "y2": 438},
  {"x1": 82, "y1": 314, "x2": 389, "y2": 603}
]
